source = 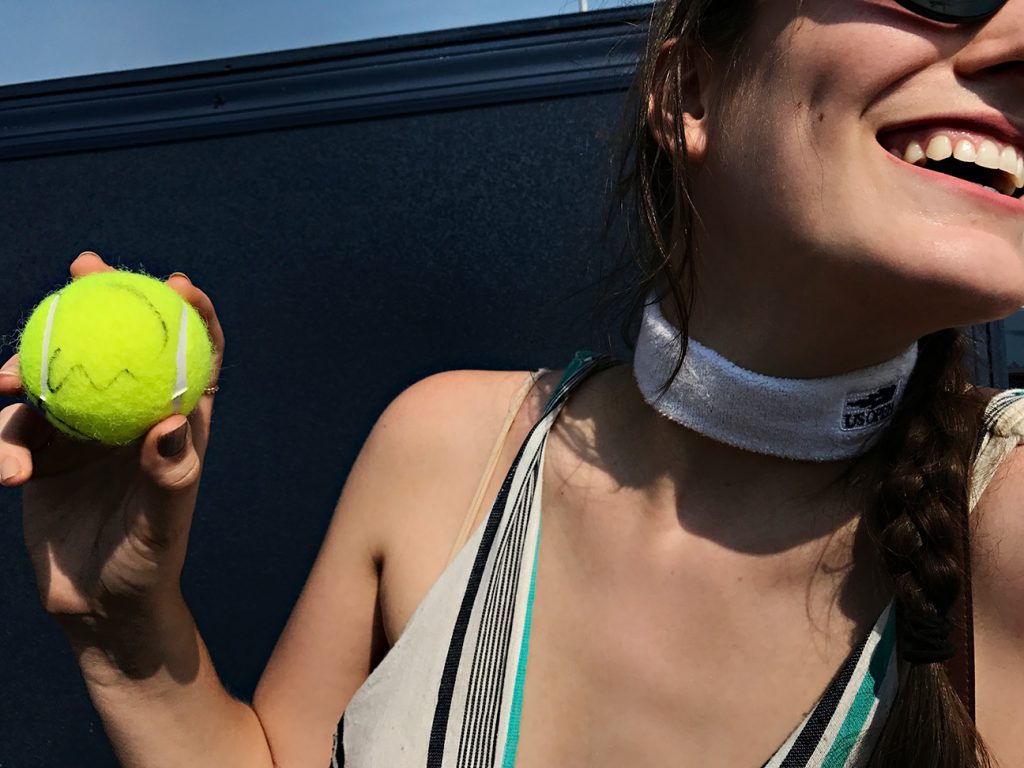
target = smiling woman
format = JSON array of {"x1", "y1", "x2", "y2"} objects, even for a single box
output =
[
  {"x1": 601, "y1": 1, "x2": 1022, "y2": 765},
  {"x1": 327, "y1": 1, "x2": 1024, "y2": 766}
]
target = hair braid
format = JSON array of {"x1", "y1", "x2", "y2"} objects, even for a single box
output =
[{"x1": 860, "y1": 329, "x2": 990, "y2": 768}]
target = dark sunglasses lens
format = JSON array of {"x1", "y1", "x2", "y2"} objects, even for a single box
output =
[{"x1": 898, "y1": 0, "x2": 1006, "y2": 21}]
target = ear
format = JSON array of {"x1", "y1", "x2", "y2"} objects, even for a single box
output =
[{"x1": 646, "y1": 37, "x2": 713, "y2": 164}]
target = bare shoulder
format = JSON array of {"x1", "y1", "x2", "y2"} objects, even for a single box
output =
[
  {"x1": 372, "y1": 368, "x2": 545, "y2": 455},
  {"x1": 372, "y1": 367, "x2": 555, "y2": 469},
  {"x1": 355, "y1": 368, "x2": 548, "y2": 548},
  {"x1": 347, "y1": 367, "x2": 561, "y2": 639}
]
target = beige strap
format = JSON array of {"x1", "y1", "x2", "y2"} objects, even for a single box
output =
[
  {"x1": 444, "y1": 370, "x2": 545, "y2": 566},
  {"x1": 970, "y1": 396, "x2": 1024, "y2": 510}
]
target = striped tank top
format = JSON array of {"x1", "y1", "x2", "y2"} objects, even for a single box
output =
[{"x1": 331, "y1": 352, "x2": 1024, "y2": 768}]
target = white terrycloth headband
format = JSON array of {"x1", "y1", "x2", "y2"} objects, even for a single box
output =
[{"x1": 632, "y1": 297, "x2": 919, "y2": 462}]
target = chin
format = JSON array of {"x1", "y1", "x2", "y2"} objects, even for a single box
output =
[
  {"x1": 886, "y1": 239, "x2": 1024, "y2": 329},
  {"x1": 827, "y1": 207, "x2": 1024, "y2": 329}
]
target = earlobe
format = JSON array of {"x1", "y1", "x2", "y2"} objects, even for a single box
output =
[{"x1": 646, "y1": 37, "x2": 712, "y2": 164}]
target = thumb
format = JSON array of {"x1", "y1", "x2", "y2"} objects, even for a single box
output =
[{"x1": 140, "y1": 415, "x2": 202, "y2": 492}]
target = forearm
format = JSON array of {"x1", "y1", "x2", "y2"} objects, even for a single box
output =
[{"x1": 58, "y1": 594, "x2": 275, "y2": 768}]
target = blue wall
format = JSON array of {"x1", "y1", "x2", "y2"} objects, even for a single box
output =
[{"x1": 0, "y1": 11, "x2": 642, "y2": 766}]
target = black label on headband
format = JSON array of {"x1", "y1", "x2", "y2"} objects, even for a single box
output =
[{"x1": 842, "y1": 384, "x2": 898, "y2": 431}]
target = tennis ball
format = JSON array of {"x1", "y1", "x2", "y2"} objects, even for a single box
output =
[{"x1": 17, "y1": 269, "x2": 215, "y2": 446}]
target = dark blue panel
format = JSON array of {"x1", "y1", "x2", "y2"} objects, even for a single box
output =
[{"x1": 0, "y1": 78, "x2": 634, "y2": 768}]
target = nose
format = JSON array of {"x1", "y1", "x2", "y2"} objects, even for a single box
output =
[{"x1": 954, "y1": 0, "x2": 1024, "y2": 78}]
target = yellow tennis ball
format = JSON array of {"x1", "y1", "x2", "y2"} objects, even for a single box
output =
[{"x1": 17, "y1": 269, "x2": 215, "y2": 445}]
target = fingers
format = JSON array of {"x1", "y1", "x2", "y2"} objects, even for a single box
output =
[
  {"x1": 139, "y1": 414, "x2": 202, "y2": 493},
  {"x1": 0, "y1": 355, "x2": 22, "y2": 397},
  {"x1": 0, "y1": 402, "x2": 55, "y2": 487},
  {"x1": 70, "y1": 251, "x2": 114, "y2": 279},
  {"x1": 0, "y1": 403, "x2": 205, "y2": 491},
  {"x1": 163, "y1": 271, "x2": 226, "y2": 387}
]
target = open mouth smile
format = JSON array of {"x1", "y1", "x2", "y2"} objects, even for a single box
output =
[{"x1": 879, "y1": 126, "x2": 1024, "y2": 200}]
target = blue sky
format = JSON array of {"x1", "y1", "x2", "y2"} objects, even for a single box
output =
[{"x1": 0, "y1": 0, "x2": 646, "y2": 88}]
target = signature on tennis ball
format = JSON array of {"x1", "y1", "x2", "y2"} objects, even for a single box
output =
[{"x1": 17, "y1": 269, "x2": 215, "y2": 445}]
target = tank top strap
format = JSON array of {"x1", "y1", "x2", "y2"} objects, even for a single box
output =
[
  {"x1": 971, "y1": 388, "x2": 1024, "y2": 511},
  {"x1": 541, "y1": 350, "x2": 618, "y2": 416},
  {"x1": 420, "y1": 351, "x2": 618, "y2": 767}
]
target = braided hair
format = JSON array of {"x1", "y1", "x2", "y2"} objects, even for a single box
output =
[{"x1": 857, "y1": 328, "x2": 989, "y2": 766}]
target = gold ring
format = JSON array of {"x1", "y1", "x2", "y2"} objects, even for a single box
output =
[{"x1": 203, "y1": 384, "x2": 220, "y2": 395}]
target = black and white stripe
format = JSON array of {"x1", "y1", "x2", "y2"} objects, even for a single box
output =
[
  {"x1": 456, "y1": 458, "x2": 540, "y2": 767},
  {"x1": 427, "y1": 353, "x2": 614, "y2": 767}
]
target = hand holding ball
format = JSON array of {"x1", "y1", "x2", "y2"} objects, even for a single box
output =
[{"x1": 17, "y1": 269, "x2": 215, "y2": 445}]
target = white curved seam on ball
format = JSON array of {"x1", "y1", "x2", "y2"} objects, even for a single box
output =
[
  {"x1": 39, "y1": 293, "x2": 61, "y2": 404},
  {"x1": 171, "y1": 301, "x2": 189, "y2": 414}
]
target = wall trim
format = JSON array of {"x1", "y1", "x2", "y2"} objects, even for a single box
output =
[{"x1": 0, "y1": 6, "x2": 649, "y2": 161}]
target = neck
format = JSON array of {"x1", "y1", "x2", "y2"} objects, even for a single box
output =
[
  {"x1": 609, "y1": 367, "x2": 874, "y2": 553},
  {"x1": 667, "y1": 285, "x2": 924, "y2": 380},
  {"x1": 654, "y1": 413, "x2": 867, "y2": 542}
]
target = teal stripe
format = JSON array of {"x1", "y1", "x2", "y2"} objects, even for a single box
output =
[
  {"x1": 821, "y1": 606, "x2": 898, "y2": 767},
  {"x1": 500, "y1": 514, "x2": 542, "y2": 768},
  {"x1": 504, "y1": 351, "x2": 591, "y2": 763},
  {"x1": 546, "y1": 351, "x2": 595, "y2": 409}
]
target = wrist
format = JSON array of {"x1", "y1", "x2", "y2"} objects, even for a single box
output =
[{"x1": 56, "y1": 590, "x2": 198, "y2": 688}]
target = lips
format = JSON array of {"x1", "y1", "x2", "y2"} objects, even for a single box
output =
[
  {"x1": 878, "y1": 121, "x2": 1024, "y2": 199},
  {"x1": 879, "y1": 114, "x2": 1024, "y2": 150}
]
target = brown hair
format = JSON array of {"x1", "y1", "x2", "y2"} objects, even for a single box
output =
[{"x1": 602, "y1": 2, "x2": 991, "y2": 765}]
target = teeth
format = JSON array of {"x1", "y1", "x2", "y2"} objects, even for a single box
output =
[
  {"x1": 926, "y1": 135, "x2": 953, "y2": 161},
  {"x1": 953, "y1": 139, "x2": 977, "y2": 163},
  {"x1": 904, "y1": 141, "x2": 926, "y2": 165},
  {"x1": 977, "y1": 140, "x2": 1001, "y2": 169},
  {"x1": 893, "y1": 132, "x2": 1024, "y2": 192},
  {"x1": 1000, "y1": 146, "x2": 1019, "y2": 174}
]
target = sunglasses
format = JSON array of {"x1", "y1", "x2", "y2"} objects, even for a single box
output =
[{"x1": 895, "y1": 0, "x2": 1008, "y2": 22}]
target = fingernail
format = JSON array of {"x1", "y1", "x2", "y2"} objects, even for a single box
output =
[
  {"x1": 0, "y1": 360, "x2": 18, "y2": 377},
  {"x1": 168, "y1": 271, "x2": 191, "y2": 284},
  {"x1": 0, "y1": 456, "x2": 21, "y2": 483},
  {"x1": 157, "y1": 421, "x2": 189, "y2": 459}
]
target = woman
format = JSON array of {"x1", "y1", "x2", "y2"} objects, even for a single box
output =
[{"x1": 2, "y1": 0, "x2": 1022, "y2": 765}]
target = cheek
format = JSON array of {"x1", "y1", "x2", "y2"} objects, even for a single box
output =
[
  {"x1": 757, "y1": 14, "x2": 935, "y2": 140},
  {"x1": 692, "y1": 10, "x2": 1024, "y2": 325}
]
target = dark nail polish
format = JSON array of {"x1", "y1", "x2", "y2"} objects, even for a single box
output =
[{"x1": 157, "y1": 422, "x2": 189, "y2": 458}]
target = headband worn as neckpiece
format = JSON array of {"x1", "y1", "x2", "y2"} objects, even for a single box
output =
[{"x1": 632, "y1": 298, "x2": 918, "y2": 462}]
